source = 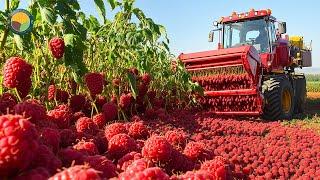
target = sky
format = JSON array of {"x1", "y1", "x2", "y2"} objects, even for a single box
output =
[{"x1": 1, "y1": 0, "x2": 319, "y2": 71}]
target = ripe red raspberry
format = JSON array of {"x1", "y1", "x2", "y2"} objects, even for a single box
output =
[
  {"x1": 141, "y1": 73, "x2": 151, "y2": 85},
  {"x1": 121, "y1": 167, "x2": 169, "y2": 180},
  {"x1": 165, "y1": 149, "x2": 195, "y2": 173},
  {"x1": 47, "y1": 84, "x2": 56, "y2": 101},
  {"x1": 59, "y1": 129, "x2": 77, "y2": 148},
  {"x1": 138, "y1": 83, "x2": 148, "y2": 97},
  {"x1": 58, "y1": 148, "x2": 86, "y2": 167},
  {"x1": 49, "y1": 37, "x2": 65, "y2": 59},
  {"x1": 128, "y1": 122, "x2": 149, "y2": 140},
  {"x1": 94, "y1": 131, "x2": 108, "y2": 154},
  {"x1": 47, "y1": 104, "x2": 72, "y2": 129},
  {"x1": 102, "y1": 102, "x2": 118, "y2": 121},
  {"x1": 178, "y1": 170, "x2": 214, "y2": 179},
  {"x1": 110, "y1": 94, "x2": 117, "y2": 104},
  {"x1": 70, "y1": 94, "x2": 86, "y2": 112},
  {"x1": 16, "y1": 76, "x2": 32, "y2": 98},
  {"x1": 70, "y1": 111, "x2": 86, "y2": 125},
  {"x1": 0, "y1": 93, "x2": 17, "y2": 114},
  {"x1": 93, "y1": 113, "x2": 106, "y2": 129},
  {"x1": 165, "y1": 130, "x2": 187, "y2": 149},
  {"x1": 48, "y1": 165, "x2": 101, "y2": 180},
  {"x1": 200, "y1": 156, "x2": 229, "y2": 179},
  {"x1": 183, "y1": 142, "x2": 209, "y2": 162},
  {"x1": 76, "y1": 117, "x2": 98, "y2": 135},
  {"x1": 84, "y1": 155, "x2": 117, "y2": 178},
  {"x1": 108, "y1": 133, "x2": 138, "y2": 159},
  {"x1": 142, "y1": 135, "x2": 173, "y2": 162},
  {"x1": 39, "y1": 128, "x2": 61, "y2": 153},
  {"x1": 55, "y1": 89, "x2": 69, "y2": 103},
  {"x1": 121, "y1": 159, "x2": 153, "y2": 175},
  {"x1": 14, "y1": 167, "x2": 50, "y2": 180},
  {"x1": 0, "y1": 115, "x2": 39, "y2": 177},
  {"x1": 3, "y1": 57, "x2": 32, "y2": 89},
  {"x1": 31, "y1": 145, "x2": 62, "y2": 175},
  {"x1": 73, "y1": 140, "x2": 99, "y2": 156},
  {"x1": 104, "y1": 122, "x2": 128, "y2": 140},
  {"x1": 119, "y1": 93, "x2": 132, "y2": 109},
  {"x1": 95, "y1": 95, "x2": 107, "y2": 110},
  {"x1": 117, "y1": 152, "x2": 143, "y2": 171},
  {"x1": 13, "y1": 99, "x2": 46, "y2": 124},
  {"x1": 85, "y1": 72, "x2": 104, "y2": 96}
]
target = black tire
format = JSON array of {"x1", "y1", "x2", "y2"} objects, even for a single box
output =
[
  {"x1": 293, "y1": 74, "x2": 307, "y2": 114},
  {"x1": 262, "y1": 75, "x2": 294, "y2": 120}
]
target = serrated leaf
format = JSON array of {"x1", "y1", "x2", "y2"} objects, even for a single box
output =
[
  {"x1": 127, "y1": 72, "x2": 138, "y2": 99},
  {"x1": 40, "y1": 7, "x2": 56, "y2": 25}
]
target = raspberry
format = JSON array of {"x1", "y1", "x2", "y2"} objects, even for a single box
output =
[
  {"x1": 200, "y1": 156, "x2": 229, "y2": 179},
  {"x1": 128, "y1": 122, "x2": 149, "y2": 140},
  {"x1": 31, "y1": 145, "x2": 62, "y2": 175},
  {"x1": 13, "y1": 99, "x2": 46, "y2": 124},
  {"x1": 128, "y1": 67, "x2": 139, "y2": 77},
  {"x1": 39, "y1": 128, "x2": 61, "y2": 153},
  {"x1": 70, "y1": 111, "x2": 86, "y2": 125},
  {"x1": 55, "y1": 89, "x2": 69, "y2": 103},
  {"x1": 110, "y1": 94, "x2": 117, "y2": 104},
  {"x1": 108, "y1": 133, "x2": 138, "y2": 159},
  {"x1": 73, "y1": 140, "x2": 99, "y2": 156},
  {"x1": 48, "y1": 165, "x2": 101, "y2": 180},
  {"x1": 47, "y1": 84, "x2": 56, "y2": 101},
  {"x1": 59, "y1": 129, "x2": 77, "y2": 147},
  {"x1": 93, "y1": 113, "x2": 106, "y2": 129},
  {"x1": 119, "y1": 93, "x2": 132, "y2": 110},
  {"x1": 84, "y1": 155, "x2": 117, "y2": 178},
  {"x1": 95, "y1": 95, "x2": 107, "y2": 110},
  {"x1": 178, "y1": 170, "x2": 214, "y2": 179},
  {"x1": 147, "y1": 91, "x2": 156, "y2": 101},
  {"x1": 70, "y1": 94, "x2": 86, "y2": 112},
  {"x1": 47, "y1": 104, "x2": 72, "y2": 129},
  {"x1": 102, "y1": 102, "x2": 118, "y2": 121},
  {"x1": 85, "y1": 72, "x2": 104, "y2": 96},
  {"x1": 142, "y1": 135, "x2": 173, "y2": 162},
  {"x1": 123, "y1": 159, "x2": 153, "y2": 174},
  {"x1": 94, "y1": 131, "x2": 108, "y2": 154},
  {"x1": 14, "y1": 167, "x2": 50, "y2": 180},
  {"x1": 0, "y1": 93, "x2": 17, "y2": 114},
  {"x1": 117, "y1": 152, "x2": 143, "y2": 171},
  {"x1": 141, "y1": 73, "x2": 151, "y2": 85},
  {"x1": 122, "y1": 167, "x2": 170, "y2": 180},
  {"x1": 58, "y1": 148, "x2": 86, "y2": 167},
  {"x1": 165, "y1": 149, "x2": 194, "y2": 173},
  {"x1": 76, "y1": 117, "x2": 98, "y2": 135},
  {"x1": 183, "y1": 142, "x2": 209, "y2": 162},
  {"x1": 138, "y1": 83, "x2": 148, "y2": 97},
  {"x1": 104, "y1": 122, "x2": 128, "y2": 140},
  {"x1": 3, "y1": 57, "x2": 32, "y2": 89},
  {"x1": 0, "y1": 115, "x2": 39, "y2": 176},
  {"x1": 165, "y1": 130, "x2": 187, "y2": 149},
  {"x1": 49, "y1": 37, "x2": 65, "y2": 59},
  {"x1": 16, "y1": 76, "x2": 32, "y2": 98}
]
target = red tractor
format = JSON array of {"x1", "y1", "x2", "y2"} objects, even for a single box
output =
[{"x1": 179, "y1": 9, "x2": 312, "y2": 120}]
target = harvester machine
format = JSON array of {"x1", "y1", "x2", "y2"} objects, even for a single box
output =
[{"x1": 179, "y1": 9, "x2": 312, "y2": 120}]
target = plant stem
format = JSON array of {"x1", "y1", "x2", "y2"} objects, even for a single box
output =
[{"x1": 0, "y1": 0, "x2": 10, "y2": 50}]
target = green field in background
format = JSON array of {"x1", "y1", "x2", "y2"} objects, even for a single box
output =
[{"x1": 307, "y1": 81, "x2": 320, "y2": 92}]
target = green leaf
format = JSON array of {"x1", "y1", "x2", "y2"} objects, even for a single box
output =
[
  {"x1": 107, "y1": 0, "x2": 118, "y2": 10},
  {"x1": 39, "y1": 7, "x2": 57, "y2": 25},
  {"x1": 13, "y1": 34, "x2": 24, "y2": 50},
  {"x1": 94, "y1": 0, "x2": 106, "y2": 23},
  {"x1": 10, "y1": 0, "x2": 20, "y2": 11},
  {"x1": 127, "y1": 72, "x2": 138, "y2": 99}
]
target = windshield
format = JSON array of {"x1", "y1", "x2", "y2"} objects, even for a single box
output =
[{"x1": 223, "y1": 19, "x2": 269, "y2": 53}]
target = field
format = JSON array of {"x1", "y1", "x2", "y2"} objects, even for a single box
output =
[{"x1": 1, "y1": 1, "x2": 320, "y2": 180}]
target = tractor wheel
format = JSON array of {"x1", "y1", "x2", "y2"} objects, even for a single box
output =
[
  {"x1": 262, "y1": 75, "x2": 294, "y2": 120},
  {"x1": 293, "y1": 74, "x2": 307, "y2": 114}
]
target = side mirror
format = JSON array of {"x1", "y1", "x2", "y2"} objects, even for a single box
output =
[
  {"x1": 208, "y1": 31, "x2": 214, "y2": 42},
  {"x1": 278, "y1": 22, "x2": 287, "y2": 34}
]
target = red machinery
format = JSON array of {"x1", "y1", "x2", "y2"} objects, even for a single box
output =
[{"x1": 179, "y1": 9, "x2": 312, "y2": 120}]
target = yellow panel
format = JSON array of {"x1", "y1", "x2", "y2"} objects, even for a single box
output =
[{"x1": 289, "y1": 36, "x2": 303, "y2": 49}]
